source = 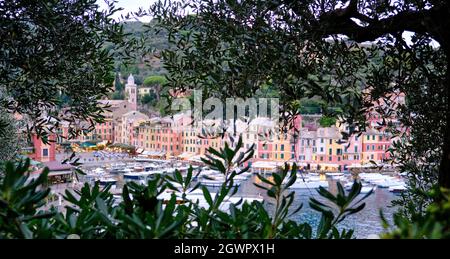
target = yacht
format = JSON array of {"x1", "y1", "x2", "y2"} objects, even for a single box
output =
[
  {"x1": 98, "y1": 177, "x2": 117, "y2": 187},
  {"x1": 289, "y1": 179, "x2": 329, "y2": 189},
  {"x1": 389, "y1": 185, "x2": 407, "y2": 193}
]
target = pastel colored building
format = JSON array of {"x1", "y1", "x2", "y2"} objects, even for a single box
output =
[
  {"x1": 297, "y1": 129, "x2": 317, "y2": 166},
  {"x1": 137, "y1": 116, "x2": 182, "y2": 157},
  {"x1": 116, "y1": 111, "x2": 149, "y2": 146},
  {"x1": 28, "y1": 134, "x2": 56, "y2": 162},
  {"x1": 313, "y1": 127, "x2": 342, "y2": 171},
  {"x1": 361, "y1": 129, "x2": 391, "y2": 163},
  {"x1": 138, "y1": 87, "x2": 153, "y2": 97}
]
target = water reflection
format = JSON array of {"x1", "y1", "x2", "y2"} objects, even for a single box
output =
[{"x1": 213, "y1": 176, "x2": 398, "y2": 238}]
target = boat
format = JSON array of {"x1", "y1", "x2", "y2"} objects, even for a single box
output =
[
  {"x1": 98, "y1": 177, "x2": 117, "y2": 186},
  {"x1": 92, "y1": 167, "x2": 105, "y2": 174},
  {"x1": 389, "y1": 185, "x2": 407, "y2": 193},
  {"x1": 289, "y1": 180, "x2": 329, "y2": 189},
  {"x1": 134, "y1": 157, "x2": 155, "y2": 162},
  {"x1": 123, "y1": 172, "x2": 150, "y2": 180},
  {"x1": 376, "y1": 180, "x2": 405, "y2": 188},
  {"x1": 133, "y1": 166, "x2": 144, "y2": 172},
  {"x1": 344, "y1": 181, "x2": 374, "y2": 192},
  {"x1": 360, "y1": 186, "x2": 376, "y2": 194},
  {"x1": 325, "y1": 172, "x2": 344, "y2": 177}
]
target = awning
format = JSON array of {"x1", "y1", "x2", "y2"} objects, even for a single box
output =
[
  {"x1": 188, "y1": 155, "x2": 204, "y2": 163},
  {"x1": 320, "y1": 163, "x2": 340, "y2": 167},
  {"x1": 178, "y1": 152, "x2": 195, "y2": 159},
  {"x1": 142, "y1": 150, "x2": 165, "y2": 156},
  {"x1": 252, "y1": 161, "x2": 279, "y2": 169},
  {"x1": 347, "y1": 164, "x2": 363, "y2": 168},
  {"x1": 48, "y1": 171, "x2": 73, "y2": 176}
]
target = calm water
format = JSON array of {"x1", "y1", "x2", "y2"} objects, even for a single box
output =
[
  {"x1": 213, "y1": 176, "x2": 398, "y2": 238},
  {"x1": 86, "y1": 163, "x2": 398, "y2": 239}
]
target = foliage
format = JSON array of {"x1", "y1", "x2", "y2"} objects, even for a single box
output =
[
  {"x1": 0, "y1": 137, "x2": 370, "y2": 239},
  {"x1": 140, "y1": 92, "x2": 158, "y2": 106},
  {"x1": 299, "y1": 99, "x2": 324, "y2": 115},
  {"x1": 319, "y1": 116, "x2": 337, "y2": 128},
  {"x1": 0, "y1": 109, "x2": 21, "y2": 162},
  {"x1": 148, "y1": 0, "x2": 450, "y2": 217},
  {"x1": 111, "y1": 21, "x2": 170, "y2": 81},
  {"x1": 143, "y1": 75, "x2": 168, "y2": 87},
  {"x1": 382, "y1": 188, "x2": 450, "y2": 239},
  {"x1": 0, "y1": 0, "x2": 134, "y2": 143},
  {"x1": 0, "y1": 159, "x2": 53, "y2": 239},
  {"x1": 111, "y1": 92, "x2": 125, "y2": 100}
]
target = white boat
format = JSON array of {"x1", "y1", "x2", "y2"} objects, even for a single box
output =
[
  {"x1": 98, "y1": 177, "x2": 117, "y2": 186},
  {"x1": 92, "y1": 167, "x2": 105, "y2": 174},
  {"x1": 158, "y1": 191, "x2": 262, "y2": 211},
  {"x1": 344, "y1": 182, "x2": 374, "y2": 193},
  {"x1": 360, "y1": 186, "x2": 376, "y2": 194},
  {"x1": 134, "y1": 157, "x2": 155, "y2": 162},
  {"x1": 289, "y1": 180, "x2": 329, "y2": 189},
  {"x1": 199, "y1": 179, "x2": 241, "y2": 187},
  {"x1": 377, "y1": 180, "x2": 405, "y2": 188},
  {"x1": 123, "y1": 172, "x2": 150, "y2": 180},
  {"x1": 389, "y1": 185, "x2": 407, "y2": 193},
  {"x1": 344, "y1": 181, "x2": 355, "y2": 190}
]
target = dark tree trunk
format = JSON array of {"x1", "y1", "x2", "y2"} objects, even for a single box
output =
[{"x1": 438, "y1": 49, "x2": 450, "y2": 189}]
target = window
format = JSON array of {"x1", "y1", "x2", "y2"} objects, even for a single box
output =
[
  {"x1": 320, "y1": 147, "x2": 324, "y2": 152},
  {"x1": 281, "y1": 154, "x2": 284, "y2": 159},
  {"x1": 379, "y1": 136, "x2": 382, "y2": 141},
  {"x1": 372, "y1": 145, "x2": 375, "y2": 151},
  {"x1": 367, "y1": 135, "x2": 370, "y2": 140},
  {"x1": 320, "y1": 156, "x2": 323, "y2": 161},
  {"x1": 321, "y1": 138, "x2": 324, "y2": 143},
  {"x1": 354, "y1": 146, "x2": 358, "y2": 153},
  {"x1": 372, "y1": 135, "x2": 375, "y2": 140},
  {"x1": 329, "y1": 139, "x2": 332, "y2": 144},
  {"x1": 42, "y1": 148, "x2": 49, "y2": 157},
  {"x1": 329, "y1": 148, "x2": 332, "y2": 155},
  {"x1": 281, "y1": 144, "x2": 284, "y2": 151},
  {"x1": 329, "y1": 156, "x2": 332, "y2": 161},
  {"x1": 291, "y1": 154, "x2": 294, "y2": 159},
  {"x1": 367, "y1": 145, "x2": 370, "y2": 151}
]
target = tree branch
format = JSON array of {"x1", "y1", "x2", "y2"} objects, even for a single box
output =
[
  {"x1": 276, "y1": 0, "x2": 448, "y2": 46},
  {"x1": 314, "y1": 5, "x2": 445, "y2": 44}
]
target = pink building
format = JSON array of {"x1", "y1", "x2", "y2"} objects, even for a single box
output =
[
  {"x1": 28, "y1": 134, "x2": 56, "y2": 162},
  {"x1": 361, "y1": 129, "x2": 391, "y2": 163}
]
